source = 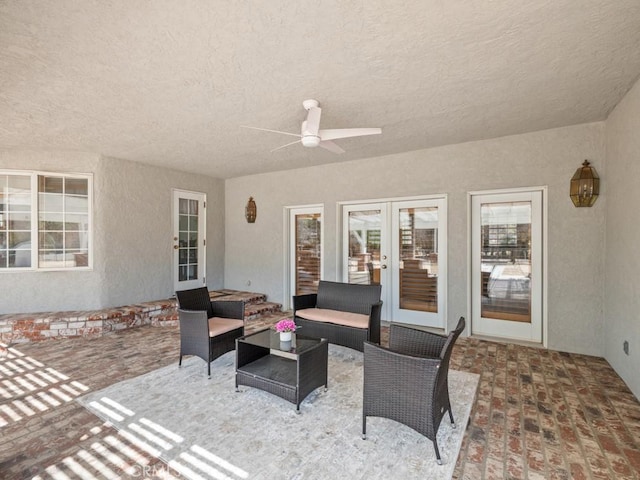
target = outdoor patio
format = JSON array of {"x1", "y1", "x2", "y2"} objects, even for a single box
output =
[{"x1": 1, "y1": 318, "x2": 639, "y2": 479}]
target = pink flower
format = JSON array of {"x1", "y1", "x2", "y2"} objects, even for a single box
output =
[{"x1": 275, "y1": 318, "x2": 297, "y2": 333}]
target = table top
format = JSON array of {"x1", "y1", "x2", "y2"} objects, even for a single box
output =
[{"x1": 238, "y1": 328, "x2": 326, "y2": 358}]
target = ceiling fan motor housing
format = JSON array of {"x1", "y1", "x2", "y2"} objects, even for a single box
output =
[{"x1": 301, "y1": 135, "x2": 321, "y2": 147}]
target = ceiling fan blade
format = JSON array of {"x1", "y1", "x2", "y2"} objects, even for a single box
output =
[
  {"x1": 303, "y1": 106, "x2": 322, "y2": 136},
  {"x1": 240, "y1": 125, "x2": 301, "y2": 138},
  {"x1": 270, "y1": 139, "x2": 302, "y2": 152},
  {"x1": 319, "y1": 128, "x2": 382, "y2": 141},
  {"x1": 319, "y1": 140, "x2": 345, "y2": 154}
]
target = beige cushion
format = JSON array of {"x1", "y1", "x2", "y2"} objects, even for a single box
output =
[
  {"x1": 296, "y1": 308, "x2": 369, "y2": 329},
  {"x1": 208, "y1": 317, "x2": 244, "y2": 337}
]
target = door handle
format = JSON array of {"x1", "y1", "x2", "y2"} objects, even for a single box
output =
[
  {"x1": 174, "y1": 245, "x2": 179, "y2": 250},
  {"x1": 381, "y1": 264, "x2": 387, "y2": 269}
]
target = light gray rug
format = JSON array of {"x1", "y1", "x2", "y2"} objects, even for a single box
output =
[{"x1": 78, "y1": 345, "x2": 479, "y2": 480}]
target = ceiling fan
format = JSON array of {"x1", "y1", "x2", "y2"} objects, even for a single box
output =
[{"x1": 241, "y1": 99, "x2": 382, "y2": 154}]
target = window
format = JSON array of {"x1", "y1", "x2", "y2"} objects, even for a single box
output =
[{"x1": 0, "y1": 171, "x2": 92, "y2": 270}]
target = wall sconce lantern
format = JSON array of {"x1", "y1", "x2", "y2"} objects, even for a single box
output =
[
  {"x1": 570, "y1": 160, "x2": 600, "y2": 207},
  {"x1": 245, "y1": 196, "x2": 257, "y2": 223}
]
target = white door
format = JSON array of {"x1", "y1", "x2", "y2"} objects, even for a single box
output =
[
  {"x1": 471, "y1": 190, "x2": 543, "y2": 342},
  {"x1": 391, "y1": 198, "x2": 447, "y2": 328},
  {"x1": 173, "y1": 190, "x2": 206, "y2": 292},
  {"x1": 342, "y1": 198, "x2": 447, "y2": 327}
]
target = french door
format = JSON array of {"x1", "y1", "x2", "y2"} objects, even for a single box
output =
[
  {"x1": 172, "y1": 189, "x2": 206, "y2": 292},
  {"x1": 471, "y1": 189, "x2": 543, "y2": 342},
  {"x1": 342, "y1": 197, "x2": 447, "y2": 328}
]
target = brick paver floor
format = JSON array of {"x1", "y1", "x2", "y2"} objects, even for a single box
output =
[{"x1": 1, "y1": 321, "x2": 639, "y2": 479}]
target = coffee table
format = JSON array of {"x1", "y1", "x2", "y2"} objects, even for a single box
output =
[{"x1": 235, "y1": 329, "x2": 328, "y2": 412}]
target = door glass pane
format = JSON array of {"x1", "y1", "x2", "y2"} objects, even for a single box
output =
[
  {"x1": 398, "y1": 207, "x2": 438, "y2": 313},
  {"x1": 295, "y1": 213, "x2": 321, "y2": 295},
  {"x1": 348, "y1": 210, "x2": 380, "y2": 285},
  {"x1": 188, "y1": 265, "x2": 197, "y2": 280},
  {"x1": 480, "y1": 201, "x2": 532, "y2": 323},
  {"x1": 178, "y1": 196, "x2": 199, "y2": 283},
  {"x1": 179, "y1": 214, "x2": 188, "y2": 231},
  {"x1": 179, "y1": 265, "x2": 188, "y2": 281},
  {"x1": 179, "y1": 231, "x2": 188, "y2": 247}
]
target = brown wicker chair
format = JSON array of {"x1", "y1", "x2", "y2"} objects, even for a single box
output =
[
  {"x1": 176, "y1": 287, "x2": 245, "y2": 378},
  {"x1": 362, "y1": 316, "x2": 466, "y2": 465}
]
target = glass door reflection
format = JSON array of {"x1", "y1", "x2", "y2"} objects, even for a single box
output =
[{"x1": 347, "y1": 209, "x2": 381, "y2": 285}]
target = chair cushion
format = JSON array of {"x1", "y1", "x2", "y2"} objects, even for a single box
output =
[
  {"x1": 296, "y1": 308, "x2": 369, "y2": 329},
  {"x1": 208, "y1": 317, "x2": 244, "y2": 337}
]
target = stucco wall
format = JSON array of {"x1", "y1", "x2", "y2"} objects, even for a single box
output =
[
  {"x1": 96, "y1": 156, "x2": 225, "y2": 308},
  {"x1": 225, "y1": 123, "x2": 606, "y2": 356},
  {"x1": 604, "y1": 77, "x2": 640, "y2": 399},
  {"x1": 0, "y1": 152, "x2": 224, "y2": 313}
]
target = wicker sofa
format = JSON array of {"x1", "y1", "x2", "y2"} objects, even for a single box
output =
[{"x1": 292, "y1": 280, "x2": 383, "y2": 351}]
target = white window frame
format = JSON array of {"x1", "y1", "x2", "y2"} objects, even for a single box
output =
[{"x1": 0, "y1": 170, "x2": 93, "y2": 272}]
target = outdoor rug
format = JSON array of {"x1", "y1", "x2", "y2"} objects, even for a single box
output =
[{"x1": 78, "y1": 345, "x2": 479, "y2": 480}]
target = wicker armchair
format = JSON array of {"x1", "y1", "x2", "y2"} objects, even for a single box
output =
[
  {"x1": 176, "y1": 287, "x2": 245, "y2": 378},
  {"x1": 362, "y1": 316, "x2": 466, "y2": 465}
]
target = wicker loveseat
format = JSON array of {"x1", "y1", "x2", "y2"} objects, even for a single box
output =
[{"x1": 292, "y1": 280, "x2": 383, "y2": 351}]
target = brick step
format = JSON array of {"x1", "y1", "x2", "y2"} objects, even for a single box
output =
[
  {"x1": 244, "y1": 301, "x2": 284, "y2": 321},
  {"x1": 209, "y1": 289, "x2": 268, "y2": 306},
  {"x1": 155, "y1": 290, "x2": 283, "y2": 325},
  {"x1": 0, "y1": 289, "x2": 286, "y2": 344}
]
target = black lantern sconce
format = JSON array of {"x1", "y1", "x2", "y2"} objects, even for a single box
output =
[
  {"x1": 570, "y1": 160, "x2": 600, "y2": 207},
  {"x1": 245, "y1": 196, "x2": 257, "y2": 223}
]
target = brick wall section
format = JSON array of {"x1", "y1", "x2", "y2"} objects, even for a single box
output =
[
  {"x1": 0, "y1": 299, "x2": 179, "y2": 344},
  {"x1": 0, "y1": 289, "x2": 283, "y2": 345}
]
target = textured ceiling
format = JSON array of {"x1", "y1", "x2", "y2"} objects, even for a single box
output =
[{"x1": 1, "y1": 1, "x2": 640, "y2": 179}]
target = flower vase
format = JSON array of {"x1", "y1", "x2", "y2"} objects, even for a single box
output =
[{"x1": 279, "y1": 331, "x2": 292, "y2": 342}]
